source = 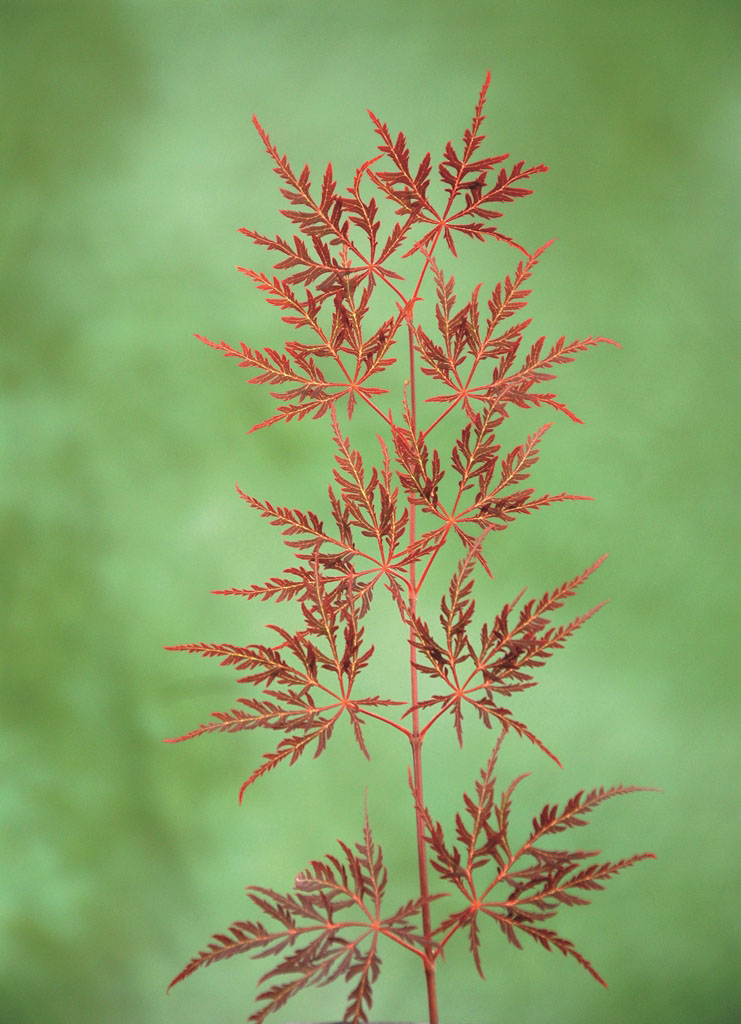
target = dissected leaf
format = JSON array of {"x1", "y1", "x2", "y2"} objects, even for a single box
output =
[{"x1": 169, "y1": 814, "x2": 429, "y2": 1023}]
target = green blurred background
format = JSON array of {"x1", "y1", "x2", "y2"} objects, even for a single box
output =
[{"x1": 2, "y1": 1, "x2": 738, "y2": 1021}]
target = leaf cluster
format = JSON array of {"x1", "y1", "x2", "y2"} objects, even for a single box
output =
[{"x1": 166, "y1": 73, "x2": 654, "y2": 1021}]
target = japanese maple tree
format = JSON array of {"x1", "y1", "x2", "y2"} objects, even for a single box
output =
[{"x1": 166, "y1": 73, "x2": 654, "y2": 1023}]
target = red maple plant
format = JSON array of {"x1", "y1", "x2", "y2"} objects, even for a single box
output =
[{"x1": 166, "y1": 74, "x2": 654, "y2": 1023}]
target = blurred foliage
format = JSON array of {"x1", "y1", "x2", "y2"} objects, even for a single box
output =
[{"x1": 1, "y1": 1, "x2": 738, "y2": 1021}]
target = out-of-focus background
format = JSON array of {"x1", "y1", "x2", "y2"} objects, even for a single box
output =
[{"x1": 2, "y1": 1, "x2": 738, "y2": 1022}]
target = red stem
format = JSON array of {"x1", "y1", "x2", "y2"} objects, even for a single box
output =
[
  {"x1": 355, "y1": 151, "x2": 462, "y2": 1015},
  {"x1": 347, "y1": 216, "x2": 443, "y2": 1014},
  {"x1": 401, "y1": 227, "x2": 447, "y2": 1024},
  {"x1": 407, "y1": 409, "x2": 440, "y2": 1024}
]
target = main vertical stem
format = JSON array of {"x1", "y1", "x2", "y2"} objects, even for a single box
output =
[{"x1": 406, "y1": 319, "x2": 440, "y2": 1024}]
